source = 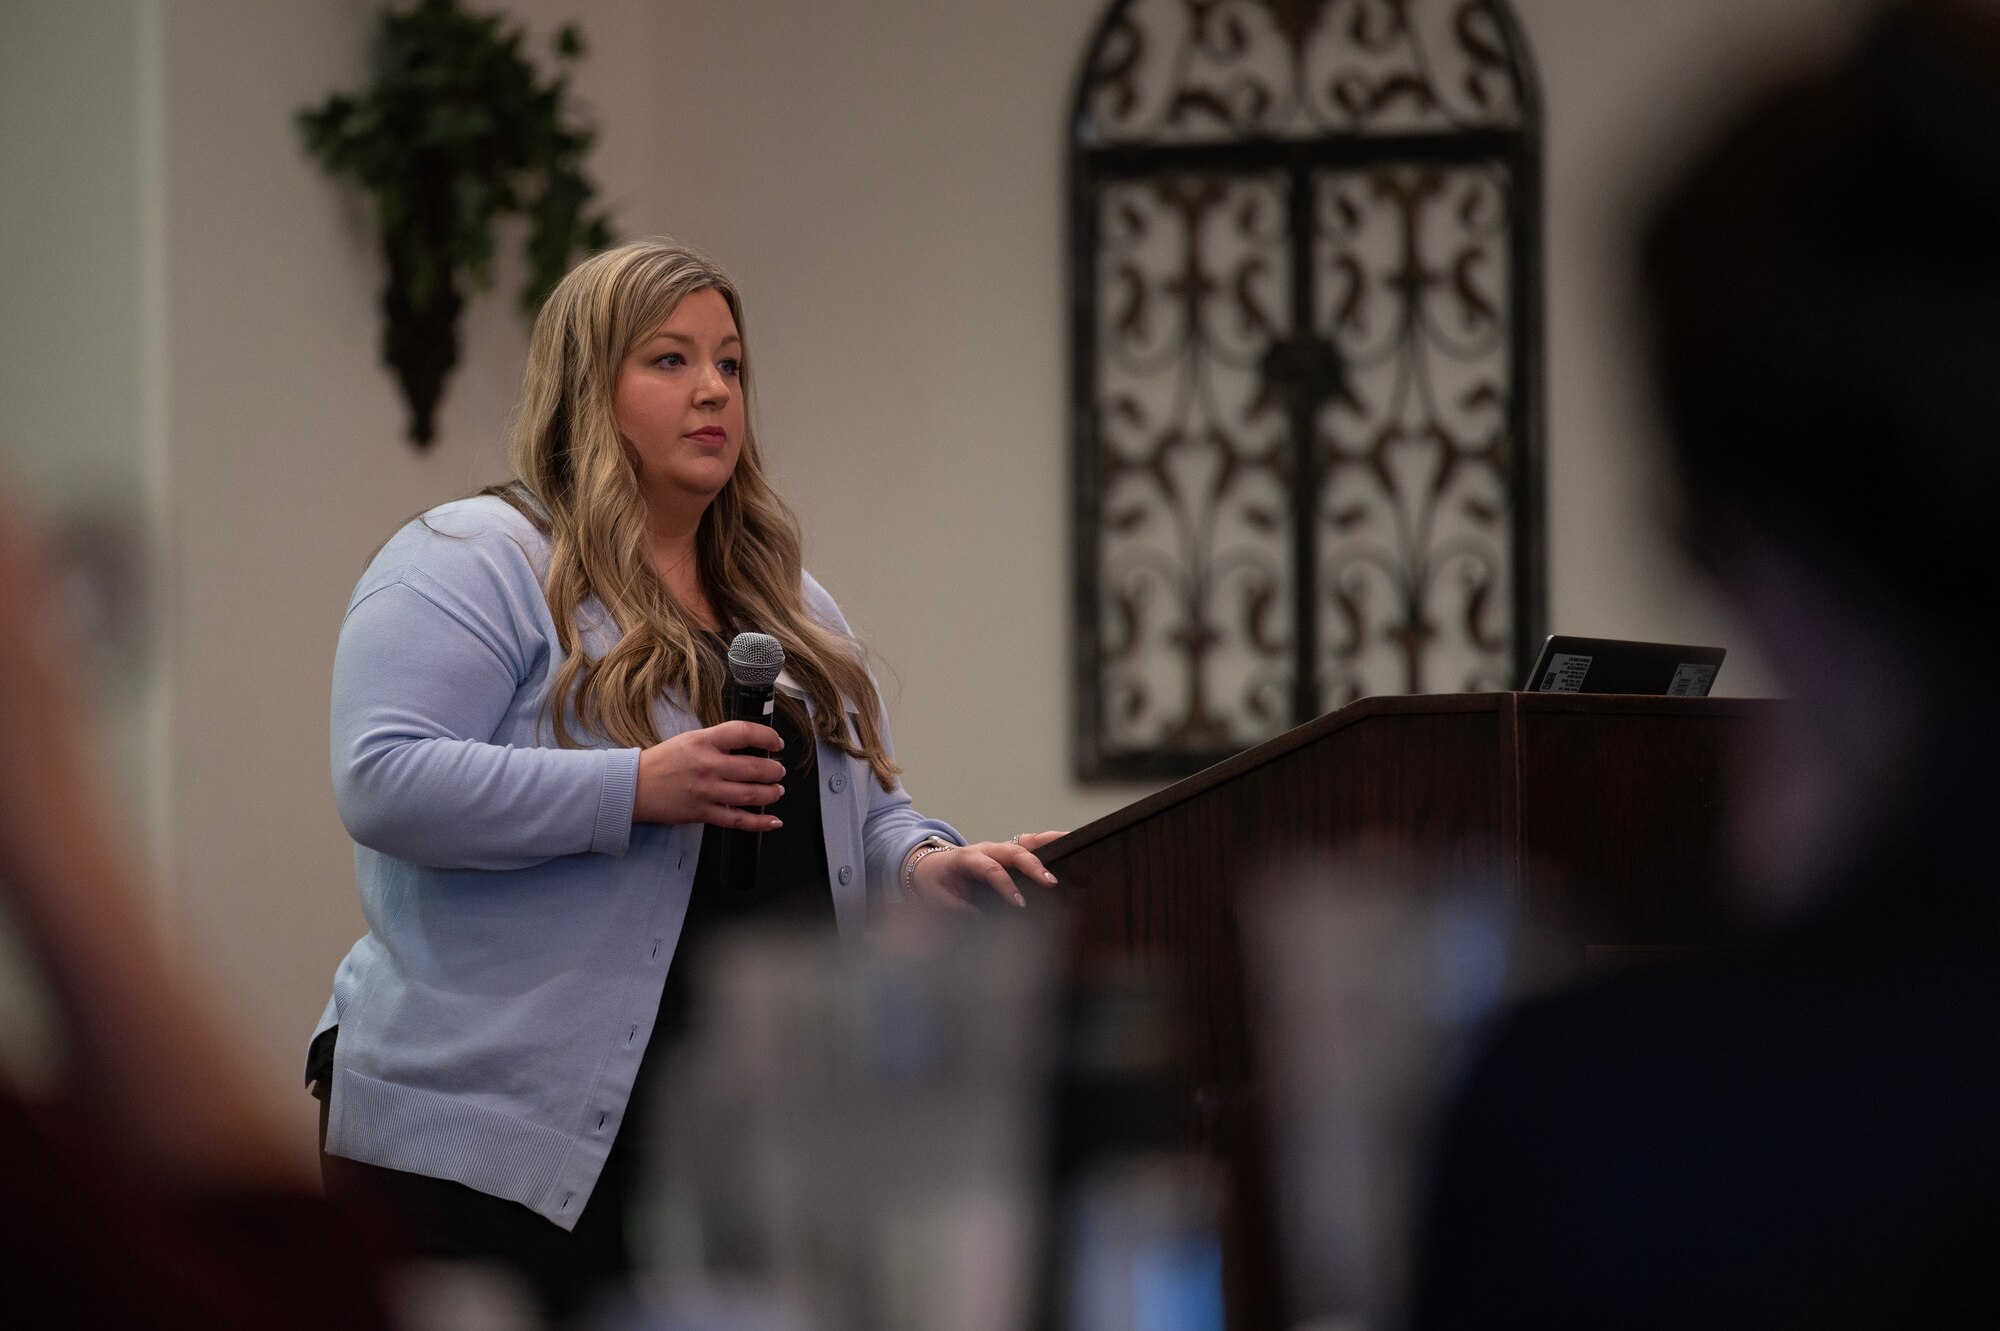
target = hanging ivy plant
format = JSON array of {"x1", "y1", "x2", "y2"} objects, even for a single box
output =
[{"x1": 298, "y1": 0, "x2": 615, "y2": 446}]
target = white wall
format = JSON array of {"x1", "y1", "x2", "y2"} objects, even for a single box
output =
[
  {"x1": 1523, "y1": 0, "x2": 1870, "y2": 692},
  {"x1": 643, "y1": 0, "x2": 1149, "y2": 836},
  {"x1": 4, "y1": 0, "x2": 1869, "y2": 1154},
  {"x1": 650, "y1": 0, "x2": 1876, "y2": 863},
  {"x1": 0, "y1": 0, "x2": 149, "y2": 1082},
  {"x1": 153, "y1": 0, "x2": 668, "y2": 1142},
  {"x1": 0, "y1": 0, "x2": 154, "y2": 806},
  {"x1": 0, "y1": 1, "x2": 146, "y2": 513}
]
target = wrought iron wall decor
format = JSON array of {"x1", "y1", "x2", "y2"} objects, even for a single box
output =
[{"x1": 1072, "y1": 0, "x2": 1545, "y2": 781}]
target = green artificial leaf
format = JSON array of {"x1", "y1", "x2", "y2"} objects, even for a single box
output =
[{"x1": 293, "y1": 0, "x2": 617, "y2": 441}]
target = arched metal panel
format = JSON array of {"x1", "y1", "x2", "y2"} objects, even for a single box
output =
[{"x1": 1072, "y1": 0, "x2": 1545, "y2": 781}]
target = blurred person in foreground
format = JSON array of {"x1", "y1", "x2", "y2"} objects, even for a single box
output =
[
  {"x1": 0, "y1": 498, "x2": 393, "y2": 1328},
  {"x1": 308, "y1": 236, "x2": 1061, "y2": 1318},
  {"x1": 1413, "y1": 2, "x2": 2000, "y2": 1325}
]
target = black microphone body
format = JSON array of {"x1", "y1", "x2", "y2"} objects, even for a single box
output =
[{"x1": 717, "y1": 633, "x2": 785, "y2": 894}]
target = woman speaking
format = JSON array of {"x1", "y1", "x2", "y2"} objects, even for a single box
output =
[{"x1": 307, "y1": 238, "x2": 1058, "y2": 1312}]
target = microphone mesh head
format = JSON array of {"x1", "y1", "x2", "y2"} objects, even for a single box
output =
[{"x1": 727, "y1": 632, "x2": 785, "y2": 690}]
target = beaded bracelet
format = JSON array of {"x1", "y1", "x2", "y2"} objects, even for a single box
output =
[{"x1": 901, "y1": 836, "x2": 955, "y2": 898}]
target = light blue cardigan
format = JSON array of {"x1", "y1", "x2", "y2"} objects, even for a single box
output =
[{"x1": 311, "y1": 496, "x2": 962, "y2": 1228}]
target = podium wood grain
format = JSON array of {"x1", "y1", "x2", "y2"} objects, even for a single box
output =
[{"x1": 1032, "y1": 692, "x2": 1776, "y2": 1329}]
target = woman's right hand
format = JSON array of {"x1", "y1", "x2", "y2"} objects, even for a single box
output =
[{"x1": 633, "y1": 720, "x2": 787, "y2": 829}]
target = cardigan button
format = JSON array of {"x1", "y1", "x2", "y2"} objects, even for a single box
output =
[
  {"x1": 829, "y1": 771, "x2": 847, "y2": 793},
  {"x1": 837, "y1": 864, "x2": 853, "y2": 886}
]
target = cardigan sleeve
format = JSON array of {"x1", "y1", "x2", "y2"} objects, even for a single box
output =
[
  {"x1": 330, "y1": 564, "x2": 640, "y2": 873},
  {"x1": 799, "y1": 572, "x2": 965, "y2": 903},
  {"x1": 857, "y1": 708, "x2": 965, "y2": 905}
]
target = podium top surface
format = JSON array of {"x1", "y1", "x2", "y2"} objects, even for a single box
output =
[{"x1": 1054, "y1": 691, "x2": 1781, "y2": 861}]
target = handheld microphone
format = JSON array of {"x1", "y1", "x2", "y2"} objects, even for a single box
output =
[{"x1": 718, "y1": 631, "x2": 784, "y2": 894}]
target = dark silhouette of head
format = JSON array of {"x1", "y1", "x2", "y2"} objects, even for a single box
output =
[{"x1": 1642, "y1": 0, "x2": 2000, "y2": 676}]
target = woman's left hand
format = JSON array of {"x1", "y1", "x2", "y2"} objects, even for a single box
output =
[{"x1": 907, "y1": 830, "x2": 1066, "y2": 913}]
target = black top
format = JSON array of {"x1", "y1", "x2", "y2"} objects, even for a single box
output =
[
  {"x1": 601, "y1": 663, "x2": 835, "y2": 1222},
  {"x1": 650, "y1": 667, "x2": 836, "y2": 1044},
  {"x1": 516, "y1": 648, "x2": 835, "y2": 1250}
]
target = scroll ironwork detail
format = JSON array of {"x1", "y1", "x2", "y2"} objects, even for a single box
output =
[{"x1": 1073, "y1": 0, "x2": 1543, "y2": 781}]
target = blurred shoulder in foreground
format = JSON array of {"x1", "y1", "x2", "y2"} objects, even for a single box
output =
[
  {"x1": 1415, "y1": 2, "x2": 2000, "y2": 1325},
  {"x1": 0, "y1": 493, "x2": 398, "y2": 1329}
]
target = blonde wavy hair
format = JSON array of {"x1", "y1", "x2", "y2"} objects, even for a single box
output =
[{"x1": 491, "y1": 237, "x2": 900, "y2": 790}]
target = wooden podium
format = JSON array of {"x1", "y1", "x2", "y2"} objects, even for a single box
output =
[{"x1": 1038, "y1": 691, "x2": 1776, "y2": 1328}]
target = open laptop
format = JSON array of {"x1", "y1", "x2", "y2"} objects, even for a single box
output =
[{"x1": 1523, "y1": 635, "x2": 1725, "y2": 697}]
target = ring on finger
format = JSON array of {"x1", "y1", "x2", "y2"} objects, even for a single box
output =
[{"x1": 1008, "y1": 834, "x2": 1022, "y2": 846}]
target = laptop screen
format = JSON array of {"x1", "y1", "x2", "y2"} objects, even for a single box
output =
[{"x1": 1522, "y1": 635, "x2": 1726, "y2": 696}]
